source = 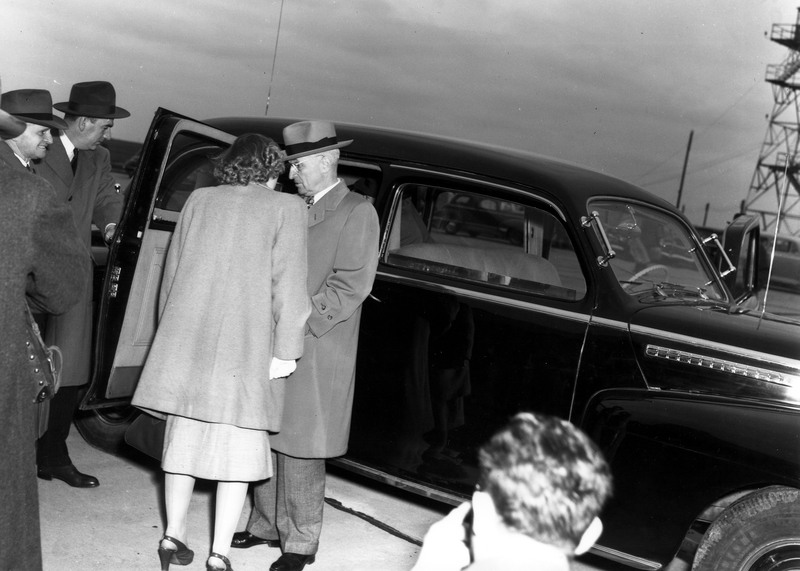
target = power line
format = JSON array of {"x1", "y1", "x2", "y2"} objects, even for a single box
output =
[
  {"x1": 633, "y1": 82, "x2": 760, "y2": 185},
  {"x1": 639, "y1": 142, "x2": 761, "y2": 187}
]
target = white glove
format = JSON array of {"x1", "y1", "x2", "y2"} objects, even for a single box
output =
[{"x1": 269, "y1": 357, "x2": 297, "y2": 380}]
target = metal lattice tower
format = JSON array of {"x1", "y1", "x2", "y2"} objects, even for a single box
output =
[{"x1": 744, "y1": 7, "x2": 800, "y2": 237}]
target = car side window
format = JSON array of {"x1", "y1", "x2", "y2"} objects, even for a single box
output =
[
  {"x1": 774, "y1": 238, "x2": 798, "y2": 255},
  {"x1": 384, "y1": 184, "x2": 586, "y2": 301},
  {"x1": 155, "y1": 134, "x2": 227, "y2": 212}
]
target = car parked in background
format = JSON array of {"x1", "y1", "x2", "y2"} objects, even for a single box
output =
[
  {"x1": 77, "y1": 109, "x2": 799, "y2": 571},
  {"x1": 432, "y1": 192, "x2": 526, "y2": 244},
  {"x1": 762, "y1": 233, "x2": 800, "y2": 292}
]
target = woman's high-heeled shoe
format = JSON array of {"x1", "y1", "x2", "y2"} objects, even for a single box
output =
[
  {"x1": 158, "y1": 535, "x2": 195, "y2": 571},
  {"x1": 206, "y1": 552, "x2": 233, "y2": 571}
]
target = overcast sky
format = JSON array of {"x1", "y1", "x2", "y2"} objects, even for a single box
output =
[{"x1": 1, "y1": 0, "x2": 794, "y2": 228}]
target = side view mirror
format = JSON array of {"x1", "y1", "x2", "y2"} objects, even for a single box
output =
[{"x1": 722, "y1": 215, "x2": 761, "y2": 304}]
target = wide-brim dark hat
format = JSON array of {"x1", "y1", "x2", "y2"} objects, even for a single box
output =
[
  {"x1": 1, "y1": 89, "x2": 68, "y2": 130},
  {"x1": 54, "y1": 81, "x2": 130, "y2": 119},
  {"x1": 283, "y1": 120, "x2": 352, "y2": 161},
  {"x1": 0, "y1": 108, "x2": 25, "y2": 139}
]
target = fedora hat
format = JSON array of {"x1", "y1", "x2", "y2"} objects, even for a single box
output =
[
  {"x1": 282, "y1": 120, "x2": 352, "y2": 161},
  {"x1": 1, "y1": 89, "x2": 68, "y2": 130},
  {"x1": 53, "y1": 81, "x2": 130, "y2": 119}
]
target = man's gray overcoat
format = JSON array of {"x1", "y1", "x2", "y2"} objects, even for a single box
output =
[
  {"x1": 132, "y1": 184, "x2": 310, "y2": 431},
  {"x1": 270, "y1": 181, "x2": 380, "y2": 458}
]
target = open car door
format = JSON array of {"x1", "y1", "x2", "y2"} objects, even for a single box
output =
[{"x1": 77, "y1": 108, "x2": 235, "y2": 451}]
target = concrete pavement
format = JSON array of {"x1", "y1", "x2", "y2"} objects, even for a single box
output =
[
  {"x1": 38, "y1": 430, "x2": 443, "y2": 571},
  {"x1": 38, "y1": 430, "x2": 687, "y2": 571}
]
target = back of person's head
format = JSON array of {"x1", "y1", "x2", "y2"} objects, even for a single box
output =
[
  {"x1": 477, "y1": 412, "x2": 612, "y2": 553},
  {"x1": 213, "y1": 133, "x2": 285, "y2": 186}
]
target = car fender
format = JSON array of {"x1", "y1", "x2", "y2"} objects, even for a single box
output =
[{"x1": 581, "y1": 390, "x2": 800, "y2": 567}]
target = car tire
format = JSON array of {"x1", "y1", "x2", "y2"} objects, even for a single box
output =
[
  {"x1": 74, "y1": 405, "x2": 141, "y2": 455},
  {"x1": 692, "y1": 486, "x2": 800, "y2": 571}
]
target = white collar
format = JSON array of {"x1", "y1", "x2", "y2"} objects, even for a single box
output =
[
  {"x1": 307, "y1": 178, "x2": 341, "y2": 205},
  {"x1": 60, "y1": 132, "x2": 77, "y2": 161},
  {"x1": 13, "y1": 152, "x2": 30, "y2": 168}
]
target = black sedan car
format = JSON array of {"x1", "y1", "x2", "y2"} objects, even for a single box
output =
[{"x1": 78, "y1": 109, "x2": 800, "y2": 571}]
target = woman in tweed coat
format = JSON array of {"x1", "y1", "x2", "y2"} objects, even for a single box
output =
[{"x1": 132, "y1": 134, "x2": 310, "y2": 571}]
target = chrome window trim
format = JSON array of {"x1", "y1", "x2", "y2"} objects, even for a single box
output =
[
  {"x1": 327, "y1": 457, "x2": 466, "y2": 507},
  {"x1": 389, "y1": 164, "x2": 567, "y2": 222},
  {"x1": 589, "y1": 316, "x2": 629, "y2": 330},
  {"x1": 589, "y1": 545, "x2": 662, "y2": 571},
  {"x1": 340, "y1": 158, "x2": 381, "y2": 171},
  {"x1": 375, "y1": 270, "x2": 590, "y2": 324}
]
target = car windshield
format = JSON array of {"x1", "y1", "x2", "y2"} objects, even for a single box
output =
[{"x1": 590, "y1": 200, "x2": 724, "y2": 300}]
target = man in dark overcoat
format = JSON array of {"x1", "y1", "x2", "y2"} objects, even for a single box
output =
[
  {"x1": 33, "y1": 81, "x2": 129, "y2": 488},
  {"x1": 0, "y1": 95, "x2": 87, "y2": 571},
  {"x1": 233, "y1": 121, "x2": 380, "y2": 571}
]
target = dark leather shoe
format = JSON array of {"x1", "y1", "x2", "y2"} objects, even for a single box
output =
[
  {"x1": 269, "y1": 552, "x2": 315, "y2": 571},
  {"x1": 37, "y1": 464, "x2": 99, "y2": 488},
  {"x1": 231, "y1": 531, "x2": 280, "y2": 549}
]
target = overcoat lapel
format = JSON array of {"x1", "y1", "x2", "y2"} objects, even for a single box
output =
[
  {"x1": 73, "y1": 146, "x2": 97, "y2": 187},
  {"x1": 0, "y1": 142, "x2": 29, "y2": 173},
  {"x1": 308, "y1": 181, "x2": 349, "y2": 227},
  {"x1": 41, "y1": 134, "x2": 74, "y2": 196}
]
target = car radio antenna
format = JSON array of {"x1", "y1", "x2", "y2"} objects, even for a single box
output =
[
  {"x1": 758, "y1": 156, "x2": 789, "y2": 327},
  {"x1": 264, "y1": 0, "x2": 286, "y2": 117}
]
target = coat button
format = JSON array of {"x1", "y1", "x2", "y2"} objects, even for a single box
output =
[
  {"x1": 321, "y1": 304, "x2": 327, "y2": 310},
  {"x1": 327, "y1": 315, "x2": 332, "y2": 320}
]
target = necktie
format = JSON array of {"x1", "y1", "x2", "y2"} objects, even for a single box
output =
[
  {"x1": 26, "y1": 163, "x2": 36, "y2": 175},
  {"x1": 71, "y1": 150, "x2": 79, "y2": 174},
  {"x1": 305, "y1": 195, "x2": 314, "y2": 208}
]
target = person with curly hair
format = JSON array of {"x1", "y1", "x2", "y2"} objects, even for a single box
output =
[
  {"x1": 132, "y1": 133, "x2": 311, "y2": 571},
  {"x1": 412, "y1": 412, "x2": 613, "y2": 571}
]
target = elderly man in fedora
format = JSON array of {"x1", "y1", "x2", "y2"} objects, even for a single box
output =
[
  {"x1": 232, "y1": 121, "x2": 380, "y2": 571},
  {"x1": 33, "y1": 81, "x2": 130, "y2": 488},
  {"x1": 0, "y1": 89, "x2": 67, "y2": 172}
]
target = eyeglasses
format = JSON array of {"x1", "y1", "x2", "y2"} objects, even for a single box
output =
[{"x1": 289, "y1": 155, "x2": 321, "y2": 174}]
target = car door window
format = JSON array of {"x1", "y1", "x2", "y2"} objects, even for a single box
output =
[
  {"x1": 155, "y1": 133, "x2": 226, "y2": 212},
  {"x1": 589, "y1": 200, "x2": 724, "y2": 299},
  {"x1": 384, "y1": 184, "x2": 586, "y2": 300}
]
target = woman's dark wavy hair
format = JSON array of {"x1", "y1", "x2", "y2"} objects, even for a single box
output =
[{"x1": 212, "y1": 133, "x2": 286, "y2": 186}]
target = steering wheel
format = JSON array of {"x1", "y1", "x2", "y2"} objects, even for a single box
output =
[{"x1": 622, "y1": 264, "x2": 669, "y2": 291}]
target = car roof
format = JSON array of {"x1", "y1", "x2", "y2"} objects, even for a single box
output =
[{"x1": 204, "y1": 116, "x2": 677, "y2": 213}]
